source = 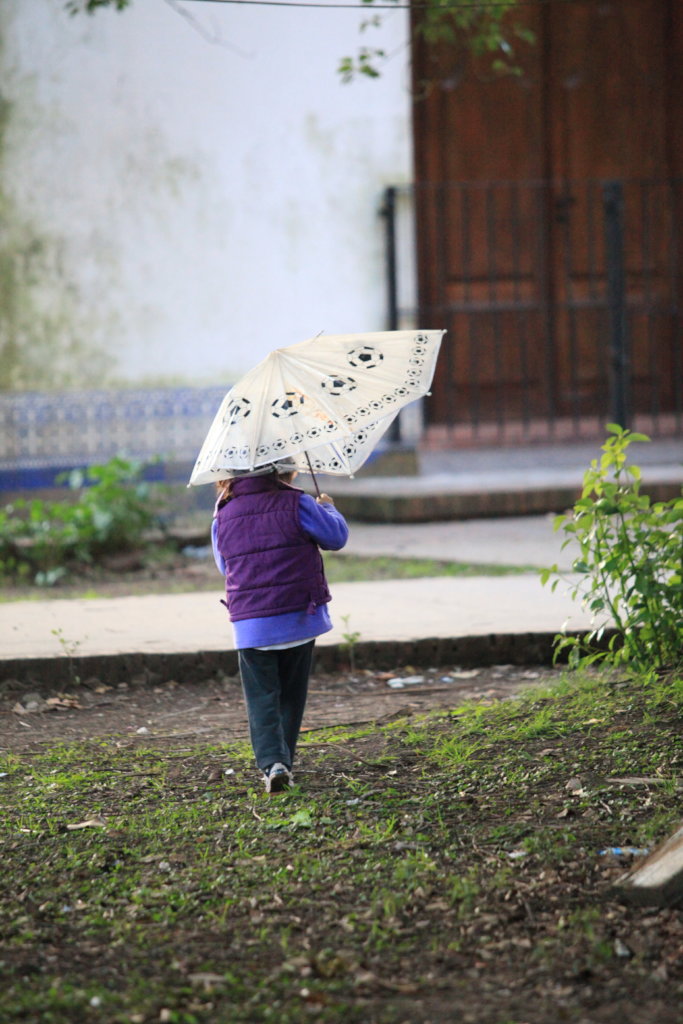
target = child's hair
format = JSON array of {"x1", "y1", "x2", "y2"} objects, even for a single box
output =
[
  {"x1": 214, "y1": 467, "x2": 296, "y2": 509},
  {"x1": 215, "y1": 478, "x2": 234, "y2": 506}
]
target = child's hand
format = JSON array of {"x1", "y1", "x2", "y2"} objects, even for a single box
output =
[{"x1": 316, "y1": 493, "x2": 334, "y2": 505}]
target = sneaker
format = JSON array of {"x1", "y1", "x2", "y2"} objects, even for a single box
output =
[{"x1": 263, "y1": 762, "x2": 292, "y2": 793}]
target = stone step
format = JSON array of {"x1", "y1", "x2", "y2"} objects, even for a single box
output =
[{"x1": 616, "y1": 823, "x2": 683, "y2": 907}]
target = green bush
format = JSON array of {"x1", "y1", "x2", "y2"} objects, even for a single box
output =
[
  {"x1": 0, "y1": 456, "x2": 163, "y2": 586},
  {"x1": 541, "y1": 424, "x2": 683, "y2": 672}
]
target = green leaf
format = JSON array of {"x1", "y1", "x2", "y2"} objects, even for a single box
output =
[{"x1": 289, "y1": 809, "x2": 314, "y2": 829}]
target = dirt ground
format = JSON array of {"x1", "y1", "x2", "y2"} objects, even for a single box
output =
[
  {"x1": 3, "y1": 556, "x2": 683, "y2": 1024},
  {"x1": 0, "y1": 544, "x2": 565, "y2": 753},
  {"x1": 2, "y1": 662, "x2": 682, "y2": 1024},
  {"x1": 3, "y1": 563, "x2": 682, "y2": 1024},
  {"x1": 1, "y1": 550, "x2": 561, "y2": 753},
  {"x1": 1, "y1": 661, "x2": 553, "y2": 753}
]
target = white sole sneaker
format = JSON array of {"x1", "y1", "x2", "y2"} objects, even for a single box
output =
[{"x1": 264, "y1": 762, "x2": 292, "y2": 793}]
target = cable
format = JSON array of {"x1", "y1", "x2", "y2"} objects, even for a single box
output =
[{"x1": 179, "y1": 0, "x2": 585, "y2": 11}]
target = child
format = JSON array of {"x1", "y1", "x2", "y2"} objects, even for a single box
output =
[{"x1": 212, "y1": 460, "x2": 349, "y2": 793}]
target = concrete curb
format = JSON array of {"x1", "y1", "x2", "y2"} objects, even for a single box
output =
[
  {"x1": 330, "y1": 480, "x2": 683, "y2": 523},
  {"x1": 0, "y1": 630, "x2": 614, "y2": 692}
]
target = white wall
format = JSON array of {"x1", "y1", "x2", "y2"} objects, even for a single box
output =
[{"x1": 0, "y1": 0, "x2": 413, "y2": 390}]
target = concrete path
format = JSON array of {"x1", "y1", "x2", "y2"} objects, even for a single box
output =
[
  {"x1": 2, "y1": 437, "x2": 678, "y2": 678},
  {"x1": 0, "y1": 514, "x2": 595, "y2": 664},
  {"x1": 1, "y1": 574, "x2": 593, "y2": 661},
  {"x1": 344, "y1": 513, "x2": 577, "y2": 569}
]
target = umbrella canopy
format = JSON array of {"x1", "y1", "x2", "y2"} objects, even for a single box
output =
[{"x1": 188, "y1": 329, "x2": 445, "y2": 486}]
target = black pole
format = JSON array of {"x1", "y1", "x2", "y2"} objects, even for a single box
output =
[
  {"x1": 381, "y1": 186, "x2": 401, "y2": 443},
  {"x1": 384, "y1": 186, "x2": 399, "y2": 332},
  {"x1": 603, "y1": 180, "x2": 630, "y2": 428}
]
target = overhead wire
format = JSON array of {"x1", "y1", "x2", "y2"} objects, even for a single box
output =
[{"x1": 179, "y1": 0, "x2": 591, "y2": 11}]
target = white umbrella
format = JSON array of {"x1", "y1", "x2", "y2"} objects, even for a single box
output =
[{"x1": 188, "y1": 329, "x2": 445, "y2": 486}]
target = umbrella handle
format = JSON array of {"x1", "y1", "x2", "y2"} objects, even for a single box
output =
[{"x1": 304, "y1": 451, "x2": 322, "y2": 499}]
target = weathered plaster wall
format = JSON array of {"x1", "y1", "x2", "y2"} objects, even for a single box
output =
[
  {"x1": 0, "y1": 8, "x2": 115, "y2": 390},
  {"x1": 0, "y1": 0, "x2": 412, "y2": 390}
]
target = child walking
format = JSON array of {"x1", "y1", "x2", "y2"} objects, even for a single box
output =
[{"x1": 211, "y1": 461, "x2": 349, "y2": 793}]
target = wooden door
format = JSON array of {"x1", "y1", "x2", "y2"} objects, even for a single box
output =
[
  {"x1": 546, "y1": 0, "x2": 680, "y2": 420},
  {"x1": 412, "y1": 0, "x2": 683, "y2": 432}
]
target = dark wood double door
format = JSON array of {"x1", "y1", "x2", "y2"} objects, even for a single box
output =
[{"x1": 412, "y1": 0, "x2": 683, "y2": 433}]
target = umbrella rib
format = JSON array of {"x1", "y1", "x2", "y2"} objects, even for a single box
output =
[
  {"x1": 249, "y1": 352, "x2": 279, "y2": 469},
  {"x1": 276, "y1": 349, "x2": 376, "y2": 434},
  {"x1": 277, "y1": 349, "x2": 360, "y2": 441}
]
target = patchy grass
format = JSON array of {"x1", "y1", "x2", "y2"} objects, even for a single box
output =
[
  {"x1": 323, "y1": 553, "x2": 537, "y2": 582},
  {"x1": 1, "y1": 671, "x2": 682, "y2": 1023},
  {"x1": 1, "y1": 551, "x2": 536, "y2": 602}
]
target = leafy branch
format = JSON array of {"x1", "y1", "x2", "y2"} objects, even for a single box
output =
[
  {"x1": 339, "y1": 0, "x2": 534, "y2": 84},
  {"x1": 64, "y1": 0, "x2": 131, "y2": 13},
  {"x1": 0, "y1": 456, "x2": 164, "y2": 586},
  {"x1": 541, "y1": 424, "x2": 683, "y2": 674}
]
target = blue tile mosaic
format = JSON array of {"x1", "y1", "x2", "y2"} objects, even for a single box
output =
[{"x1": 0, "y1": 386, "x2": 229, "y2": 491}]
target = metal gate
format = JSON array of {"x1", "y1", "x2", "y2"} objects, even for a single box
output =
[{"x1": 383, "y1": 178, "x2": 683, "y2": 445}]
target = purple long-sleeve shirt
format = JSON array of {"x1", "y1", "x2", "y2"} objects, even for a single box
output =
[{"x1": 212, "y1": 493, "x2": 349, "y2": 650}]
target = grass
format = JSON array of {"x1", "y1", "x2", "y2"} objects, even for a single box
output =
[
  {"x1": 0, "y1": 551, "x2": 538, "y2": 602},
  {"x1": 323, "y1": 553, "x2": 538, "y2": 582},
  {"x1": 1, "y1": 669, "x2": 682, "y2": 1023}
]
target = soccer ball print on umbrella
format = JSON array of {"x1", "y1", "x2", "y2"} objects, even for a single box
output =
[{"x1": 188, "y1": 329, "x2": 445, "y2": 485}]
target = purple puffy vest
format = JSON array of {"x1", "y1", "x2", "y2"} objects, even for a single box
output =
[{"x1": 214, "y1": 475, "x2": 332, "y2": 622}]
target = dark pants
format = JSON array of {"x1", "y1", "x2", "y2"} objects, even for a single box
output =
[{"x1": 237, "y1": 641, "x2": 315, "y2": 772}]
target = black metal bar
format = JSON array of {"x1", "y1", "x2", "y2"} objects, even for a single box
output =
[
  {"x1": 670, "y1": 179, "x2": 683, "y2": 430},
  {"x1": 640, "y1": 180, "x2": 659, "y2": 428},
  {"x1": 435, "y1": 182, "x2": 451, "y2": 432},
  {"x1": 510, "y1": 181, "x2": 530, "y2": 436},
  {"x1": 558, "y1": 183, "x2": 581, "y2": 432},
  {"x1": 661, "y1": 178, "x2": 683, "y2": 433},
  {"x1": 381, "y1": 186, "x2": 401, "y2": 442},
  {"x1": 588, "y1": 179, "x2": 610, "y2": 423},
  {"x1": 538, "y1": 181, "x2": 557, "y2": 440},
  {"x1": 462, "y1": 184, "x2": 480, "y2": 436},
  {"x1": 486, "y1": 183, "x2": 504, "y2": 440},
  {"x1": 603, "y1": 180, "x2": 631, "y2": 429},
  {"x1": 383, "y1": 186, "x2": 399, "y2": 332}
]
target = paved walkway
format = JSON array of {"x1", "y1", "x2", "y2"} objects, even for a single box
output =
[
  {"x1": 345, "y1": 513, "x2": 573, "y2": 569},
  {"x1": 2, "y1": 515, "x2": 592, "y2": 663},
  {"x1": 1, "y1": 573, "x2": 595, "y2": 660},
  {"x1": 2, "y1": 437, "x2": 680, "y2": 669}
]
